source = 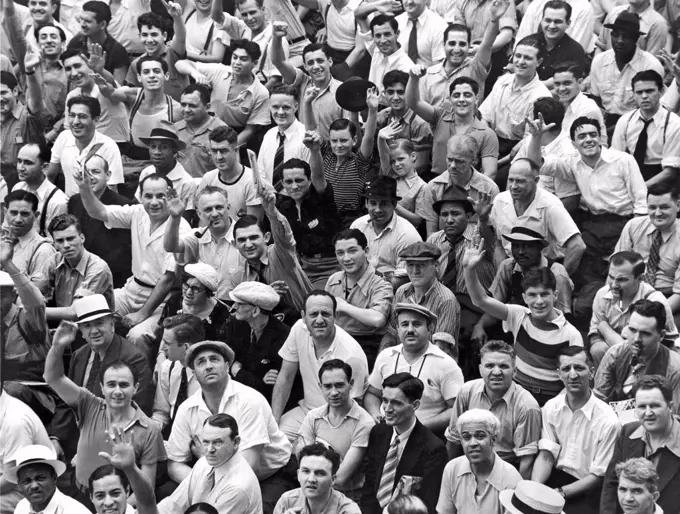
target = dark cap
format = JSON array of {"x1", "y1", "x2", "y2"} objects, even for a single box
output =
[
  {"x1": 139, "y1": 120, "x2": 186, "y2": 150},
  {"x1": 604, "y1": 11, "x2": 645, "y2": 36},
  {"x1": 363, "y1": 175, "x2": 402, "y2": 201},
  {"x1": 394, "y1": 303, "x2": 438, "y2": 325},
  {"x1": 432, "y1": 186, "x2": 474, "y2": 215},
  {"x1": 502, "y1": 226, "x2": 549, "y2": 247},
  {"x1": 335, "y1": 77, "x2": 377, "y2": 113},
  {"x1": 185, "y1": 341, "x2": 236, "y2": 370},
  {"x1": 398, "y1": 241, "x2": 442, "y2": 261}
]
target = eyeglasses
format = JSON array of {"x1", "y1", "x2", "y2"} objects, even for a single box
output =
[{"x1": 182, "y1": 283, "x2": 207, "y2": 295}]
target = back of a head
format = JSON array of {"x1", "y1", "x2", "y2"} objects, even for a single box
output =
[
  {"x1": 387, "y1": 495, "x2": 428, "y2": 514},
  {"x1": 162, "y1": 313, "x2": 206, "y2": 344}
]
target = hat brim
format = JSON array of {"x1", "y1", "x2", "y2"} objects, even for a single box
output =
[
  {"x1": 186, "y1": 341, "x2": 236, "y2": 369},
  {"x1": 603, "y1": 23, "x2": 645, "y2": 35},
  {"x1": 139, "y1": 136, "x2": 186, "y2": 151},
  {"x1": 76, "y1": 310, "x2": 112, "y2": 324},
  {"x1": 335, "y1": 78, "x2": 377, "y2": 113},
  {"x1": 4, "y1": 459, "x2": 67, "y2": 484},
  {"x1": 432, "y1": 198, "x2": 474, "y2": 215},
  {"x1": 499, "y1": 490, "x2": 565, "y2": 514},
  {"x1": 361, "y1": 191, "x2": 403, "y2": 201},
  {"x1": 394, "y1": 306, "x2": 438, "y2": 325},
  {"x1": 502, "y1": 234, "x2": 549, "y2": 247}
]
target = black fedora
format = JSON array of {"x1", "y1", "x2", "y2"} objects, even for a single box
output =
[
  {"x1": 139, "y1": 119, "x2": 186, "y2": 151},
  {"x1": 362, "y1": 176, "x2": 401, "y2": 201},
  {"x1": 432, "y1": 186, "x2": 474, "y2": 215},
  {"x1": 336, "y1": 76, "x2": 377, "y2": 113},
  {"x1": 604, "y1": 11, "x2": 645, "y2": 36}
]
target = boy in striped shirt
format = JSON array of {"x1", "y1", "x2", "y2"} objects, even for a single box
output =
[{"x1": 464, "y1": 237, "x2": 583, "y2": 406}]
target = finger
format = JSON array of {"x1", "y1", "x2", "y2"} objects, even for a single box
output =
[{"x1": 98, "y1": 452, "x2": 113, "y2": 462}]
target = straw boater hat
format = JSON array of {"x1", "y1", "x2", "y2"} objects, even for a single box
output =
[
  {"x1": 73, "y1": 294, "x2": 112, "y2": 323},
  {"x1": 4, "y1": 445, "x2": 67, "y2": 484},
  {"x1": 499, "y1": 481, "x2": 566, "y2": 514}
]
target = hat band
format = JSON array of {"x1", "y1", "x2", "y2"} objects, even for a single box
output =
[
  {"x1": 148, "y1": 128, "x2": 179, "y2": 141},
  {"x1": 511, "y1": 495, "x2": 554, "y2": 514},
  {"x1": 76, "y1": 309, "x2": 111, "y2": 322}
]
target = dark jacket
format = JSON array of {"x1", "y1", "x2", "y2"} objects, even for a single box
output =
[
  {"x1": 68, "y1": 333, "x2": 153, "y2": 414},
  {"x1": 361, "y1": 420, "x2": 447, "y2": 514},
  {"x1": 600, "y1": 420, "x2": 680, "y2": 514}
]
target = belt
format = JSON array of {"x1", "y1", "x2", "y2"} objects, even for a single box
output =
[
  {"x1": 290, "y1": 35, "x2": 307, "y2": 44},
  {"x1": 134, "y1": 277, "x2": 154, "y2": 288}
]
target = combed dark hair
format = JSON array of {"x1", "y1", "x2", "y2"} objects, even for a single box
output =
[
  {"x1": 136, "y1": 54, "x2": 169, "y2": 74},
  {"x1": 552, "y1": 61, "x2": 585, "y2": 79},
  {"x1": 282, "y1": 158, "x2": 311, "y2": 180},
  {"x1": 318, "y1": 358, "x2": 353, "y2": 382},
  {"x1": 632, "y1": 374, "x2": 673, "y2": 404},
  {"x1": 23, "y1": 140, "x2": 52, "y2": 163},
  {"x1": 557, "y1": 345, "x2": 591, "y2": 366},
  {"x1": 1, "y1": 71, "x2": 18, "y2": 89},
  {"x1": 383, "y1": 70, "x2": 409, "y2": 89},
  {"x1": 480, "y1": 340, "x2": 516, "y2": 361},
  {"x1": 139, "y1": 173, "x2": 173, "y2": 194},
  {"x1": 443, "y1": 23, "x2": 471, "y2": 44},
  {"x1": 647, "y1": 182, "x2": 679, "y2": 200},
  {"x1": 631, "y1": 69, "x2": 664, "y2": 91},
  {"x1": 329, "y1": 118, "x2": 357, "y2": 138},
  {"x1": 162, "y1": 313, "x2": 206, "y2": 345},
  {"x1": 333, "y1": 228, "x2": 368, "y2": 249},
  {"x1": 5, "y1": 190, "x2": 39, "y2": 211},
  {"x1": 371, "y1": 14, "x2": 398, "y2": 33},
  {"x1": 88, "y1": 465, "x2": 129, "y2": 494},
  {"x1": 514, "y1": 35, "x2": 545, "y2": 61},
  {"x1": 449, "y1": 76, "x2": 479, "y2": 97},
  {"x1": 137, "y1": 12, "x2": 172, "y2": 40},
  {"x1": 182, "y1": 83, "x2": 212, "y2": 105},
  {"x1": 570, "y1": 116, "x2": 601, "y2": 140},
  {"x1": 209, "y1": 125, "x2": 239, "y2": 145},
  {"x1": 82, "y1": 1, "x2": 112, "y2": 24},
  {"x1": 35, "y1": 22, "x2": 67, "y2": 42},
  {"x1": 521, "y1": 267, "x2": 557, "y2": 292},
  {"x1": 615, "y1": 458, "x2": 659, "y2": 495},
  {"x1": 231, "y1": 38, "x2": 262, "y2": 62},
  {"x1": 610, "y1": 250, "x2": 646, "y2": 278},
  {"x1": 99, "y1": 360, "x2": 139, "y2": 385},
  {"x1": 299, "y1": 442, "x2": 342, "y2": 475},
  {"x1": 631, "y1": 299, "x2": 667, "y2": 333},
  {"x1": 60, "y1": 47, "x2": 87, "y2": 65},
  {"x1": 204, "y1": 413, "x2": 239, "y2": 437},
  {"x1": 185, "y1": 503, "x2": 219, "y2": 514},
  {"x1": 48, "y1": 213, "x2": 82, "y2": 236},
  {"x1": 237, "y1": 0, "x2": 264, "y2": 7},
  {"x1": 543, "y1": 0, "x2": 572, "y2": 21},
  {"x1": 68, "y1": 95, "x2": 101, "y2": 119},
  {"x1": 269, "y1": 83, "x2": 300, "y2": 102},
  {"x1": 233, "y1": 214, "x2": 266, "y2": 235},
  {"x1": 304, "y1": 289, "x2": 338, "y2": 313},
  {"x1": 302, "y1": 42, "x2": 331, "y2": 61},
  {"x1": 533, "y1": 97, "x2": 564, "y2": 130},
  {"x1": 383, "y1": 372, "x2": 424, "y2": 402}
]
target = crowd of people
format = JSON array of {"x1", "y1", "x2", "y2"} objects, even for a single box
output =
[{"x1": 1, "y1": 0, "x2": 680, "y2": 512}]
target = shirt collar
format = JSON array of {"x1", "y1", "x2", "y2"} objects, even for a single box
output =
[
  {"x1": 631, "y1": 417, "x2": 680, "y2": 459},
  {"x1": 176, "y1": 115, "x2": 222, "y2": 137},
  {"x1": 559, "y1": 391, "x2": 597, "y2": 420},
  {"x1": 643, "y1": 218, "x2": 676, "y2": 243},
  {"x1": 213, "y1": 453, "x2": 247, "y2": 482},
  {"x1": 408, "y1": 9, "x2": 428, "y2": 25},
  {"x1": 185, "y1": 378, "x2": 236, "y2": 412},
  {"x1": 370, "y1": 212, "x2": 399, "y2": 236},
  {"x1": 483, "y1": 380, "x2": 517, "y2": 406},
  {"x1": 393, "y1": 417, "x2": 417, "y2": 441},
  {"x1": 356, "y1": 263, "x2": 379, "y2": 294},
  {"x1": 200, "y1": 218, "x2": 237, "y2": 245},
  {"x1": 55, "y1": 250, "x2": 90, "y2": 275},
  {"x1": 400, "y1": 172, "x2": 421, "y2": 188},
  {"x1": 382, "y1": 46, "x2": 408, "y2": 66},
  {"x1": 30, "y1": 488, "x2": 66, "y2": 514},
  {"x1": 164, "y1": 161, "x2": 186, "y2": 181},
  {"x1": 455, "y1": 454, "x2": 507, "y2": 490},
  {"x1": 279, "y1": 119, "x2": 304, "y2": 138},
  {"x1": 322, "y1": 399, "x2": 363, "y2": 423},
  {"x1": 511, "y1": 73, "x2": 541, "y2": 92}
]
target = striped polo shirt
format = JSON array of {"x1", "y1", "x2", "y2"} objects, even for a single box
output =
[{"x1": 503, "y1": 304, "x2": 583, "y2": 395}]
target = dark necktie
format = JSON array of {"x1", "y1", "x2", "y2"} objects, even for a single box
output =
[
  {"x1": 633, "y1": 117, "x2": 653, "y2": 167},
  {"x1": 86, "y1": 353, "x2": 101, "y2": 392},
  {"x1": 442, "y1": 243, "x2": 458, "y2": 287},
  {"x1": 172, "y1": 366, "x2": 189, "y2": 420},
  {"x1": 407, "y1": 20, "x2": 419, "y2": 62},
  {"x1": 250, "y1": 330, "x2": 257, "y2": 346},
  {"x1": 272, "y1": 132, "x2": 286, "y2": 192},
  {"x1": 643, "y1": 229, "x2": 662, "y2": 285}
]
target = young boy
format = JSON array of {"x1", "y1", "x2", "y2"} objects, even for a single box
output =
[{"x1": 463, "y1": 239, "x2": 583, "y2": 405}]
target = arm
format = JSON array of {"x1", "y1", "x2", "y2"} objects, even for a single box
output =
[
  {"x1": 74, "y1": 168, "x2": 110, "y2": 222},
  {"x1": 129, "y1": 272, "x2": 175, "y2": 323},
  {"x1": 646, "y1": 167, "x2": 679, "y2": 188},
  {"x1": 24, "y1": 54, "x2": 43, "y2": 115},
  {"x1": 271, "y1": 359, "x2": 299, "y2": 422},
  {"x1": 168, "y1": 460, "x2": 193, "y2": 483},
  {"x1": 3, "y1": 0, "x2": 27, "y2": 72},
  {"x1": 163, "y1": 192, "x2": 187, "y2": 254},
  {"x1": 302, "y1": 86, "x2": 319, "y2": 131},
  {"x1": 405, "y1": 67, "x2": 435, "y2": 123},
  {"x1": 518, "y1": 454, "x2": 536, "y2": 480},
  {"x1": 531, "y1": 449, "x2": 556, "y2": 483},
  {"x1": 174, "y1": 60, "x2": 211, "y2": 85},
  {"x1": 151, "y1": 368, "x2": 171, "y2": 430},
  {"x1": 1, "y1": 244, "x2": 46, "y2": 329},
  {"x1": 167, "y1": 0, "x2": 187, "y2": 57},
  {"x1": 421, "y1": 398, "x2": 455, "y2": 433},
  {"x1": 561, "y1": 474, "x2": 604, "y2": 500},
  {"x1": 335, "y1": 298, "x2": 387, "y2": 328},
  {"x1": 237, "y1": 125, "x2": 257, "y2": 148},
  {"x1": 271, "y1": 22, "x2": 298, "y2": 85},
  {"x1": 42, "y1": 321, "x2": 83, "y2": 407},
  {"x1": 597, "y1": 320, "x2": 626, "y2": 347},
  {"x1": 561, "y1": 234, "x2": 585, "y2": 275},
  {"x1": 462, "y1": 239, "x2": 509, "y2": 322},
  {"x1": 477, "y1": 0, "x2": 508, "y2": 65},
  {"x1": 240, "y1": 445, "x2": 265, "y2": 471},
  {"x1": 358, "y1": 88, "x2": 379, "y2": 160},
  {"x1": 363, "y1": 385, "x2": 383, "y2": 422},
  {"x1": 304, "y1": 132, "x2": 327, "y2": 193},
  {"x1": 187, "y1": 40, "x2": 226, "y2": 63},
  {"x1": 335, "y1": 446, "x2": 368, "y2": 489}
]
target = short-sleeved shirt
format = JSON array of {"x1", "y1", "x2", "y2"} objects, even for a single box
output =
[
  {"x1": 279, "y1": 320, "x2": 369, "y2": 411},
  {"x1": 615, "y1": 217, "x2": 680, "y2": 294},
  {"x1": 174, "y1": 115, "x2": 226, "y2": 178},
  {"x1": 274, "y1": 488, "x2": 361, "y2": 514},
  {"x1": 167, "y1": 379, "x2": 291, "y2": 480},
  {"x1": 503, "y1": 304, "x2": 583, "y2": 395},
  {"x1": 74, "y1": 388, "x2": 166, "y2": 487},
  {"x1": 191, "y1": 63, "x2": 271, "y2": 129},
  {"x1": 126, "y1": 49, "x2": 189, "y2": 102},
  {"x1": 369, "y1": 343, "x2": 464, "y2": 422},
  {"x1": 436, "y1": 455, "x2": 523, "y2": 514},
  {"x1": 325, "y1": 264, "x2": 394, "y2": 336},
  {"x1": 539, "y1": 392, "x2": 621, "y2": 479},
  {"x1": 67, "y1": 33, "x2": 130, "y2": 72},
  {"x1": 589, "y1": 48, "x2": 664, "y2": 116},
  {"x1": 420, "y1": 58, "x2": 490, "y2": 108},
  {"x1": 65, "y1": 84, "x2": 130, "y2": 143},
  {"x1": 135, "y1": 162, "x2": 198, "y2": 211},
  {"x1": 430, "y1": 109, "x2": 499, "y2": 176},
  {"x1": 479, "y1": 73, "x2": 552, "y2": 141},
  {"x1": 9, "y1": 229, "x2": 55, "y2": 294},
  {"x1": 51, "y1": 130, "x2": 124, "y2": 198},
  {"x1": 317, "y1": 0, "x2": 362, "y2": 51},
  {"x1": 199, "y1": 166, "x2": 261, "y2": 220},
  {"x1": 490, "y1": 187, "x2": 580, "y2": 262},
  {"x1": 44, "y1": 250, "x2": 114, "y2": 309},
  {"x1": 350, "y1": 214, "x2": 423, "y2": 275},
  {"x1": 291, "y1": 69, "x2": 345, "y2": 141},
  {"x1": 445, "y1": 379, "x2": 541, "y2": 462}
]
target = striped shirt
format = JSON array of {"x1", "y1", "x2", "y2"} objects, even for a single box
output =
[
  {"x1": 321, "y1": 142, "x2": 372, "y2": 215},
  {"x1": 503, "y1": 304, "x2": 583, "y2": 395}
]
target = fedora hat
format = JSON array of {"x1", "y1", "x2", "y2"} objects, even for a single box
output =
[
  {"x1": 499, "y1": 481, "x2": 565, "y2": 514},
  {"x1": 604, "y1": 11, "x2": 645, "y2": 36},
  {"x1": 73, "y1": 294, "x2": 112, "y2": 323},
  {"x1": 362, "y1": 176, "x2": 401, "y2": 201},
  {"x1": 335, "y1": 76, "x2": 377, "y2": 113},
  {"x1": 139, "y1": 120, "x2": 186, "y2": 151},
  {"x1": 4, "y1": 445, "x2": 66, "y2": 484},
  {"x1": 432, "y1": 187, "x2": 474, "y2": 215},
  {"x1": 185, "y1": 341, "x2": 236, "y2": 370},
  {"x1": 502, "y1": 226, "x2": 549, "y2": 247}
]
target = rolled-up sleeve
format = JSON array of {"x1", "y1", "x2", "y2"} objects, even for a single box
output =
[
  {"x1": 590, "y1": 418, "x2": 621, "y2": 476},
  {"x1": 538, "y1": 407, "x2": 561, "y2": 460},
  {"x1": 513, "y1": 406, "x2": 542, "y2": 457},
  {"x1": 104, "y1": 204, "x2": 135, "y2": 229}
]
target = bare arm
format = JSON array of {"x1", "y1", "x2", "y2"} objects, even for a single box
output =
[
  {"x1": 476, "y1": 0, "x2": 508, "y2": 66},
  {"x1": 163, "y1": 195, "x2": 187, "y2": 254},
  {"x1": 168, "y1": 460, "x2": 193, "y2": 483},
  {"x1": 463, "y1": 239, "x2": 509, "y2": 322},
  {"x1": 562, "y1": 234, "x2": 585, "y2": 275},
  {"x1": 335, "y1": 298, "x2": 387, "y2": 328},
  {"x1": 531, "y1": 449, "x2": 555, "y2": 484},
  {"x1": 271, "y1": 22, "x2": 297, "y2": 85},
  {"x1": 240, "y1": 445, "x2": 265, "y2": 471},
  {"x1": 421, "y1": 399, "x2": 455, "y2": 433},
  {"x1": 304, "y1": 132, "x2": 327, "y2": 193},
  {"x1": 43, "y1": 322, "x2": 83, "y2": 407},
  {"x1": 646, "y1": 167, "x2": 679, "y2": 188},
  {"x1": 359, "y1": 88, "x2": 380, "y2": 160},
  {"x1": 237, "y1": 125, "x2": 257, "y2": 149},
  {"x1": 24, "y1": 56, "x2": 43, "y2": 115},
  {"x1": 518, "y1": 454, "x2": 536, "y2": 480},
  {"x1": 562, "y1": 474, "x2": 603, "y2": 500},
  {"x1": 363, "y1": 385, "x2": 383, "y2": 422},
  {"x1": 405, "y1": 67, "x2": 435, "y2": 123},
  {"x1": 597, "y1": 321, "x2": 625, "y2": 347},
  {"x1": 136, "y1": 272, "x2": 175, "y2": 321},
  {"x1": 271, "y1": 359, "x2": 299, "y2": 422},
  {"x1": 334, "y1": 446, "x2": 368, "y2": 489},
  {"x1": 167, "y1": 0, "x2": 187, "y2": 56}
]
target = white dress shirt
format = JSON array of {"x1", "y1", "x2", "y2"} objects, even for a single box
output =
[
  {"x1": 257, "y1": 119, "x2": 311, "y2": 184},
  {"x1": 13, "y1": 488, "x2": 91, "y2": 514},
  {"x1": 359, "y1": 31, "x2": 416, "y2": 90},
  {"x1": 515, "y1": 0, "x2": 595, "y2": 52},
  {"x1": 395, "y1": 9, "x2": 448, "y2": 67}
]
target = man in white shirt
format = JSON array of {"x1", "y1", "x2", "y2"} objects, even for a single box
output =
[
  {"x1": 531, "y1": 346, "x2": 621, "y2": 514},
  {"x1": 394, "y1": 0, "x2": 448, "y2": 67},
  {"x1": 271, "y1": 290, "x2": 370, "y2": 441},
  {"x1": 516, "y1": 0, "x2": 595, "y2": 52}
]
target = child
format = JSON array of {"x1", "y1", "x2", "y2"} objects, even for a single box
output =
[{"x1": 463, "y1": 239, "x2": 583, "y2": 406}]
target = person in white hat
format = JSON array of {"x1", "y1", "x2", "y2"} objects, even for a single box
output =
[
  {"x1": 225, "y1": 281, "x2": 291, "y2": 403},
  {"x1": 499, "y1": 480, "x2": 566, "y2": 514},
  {"x1": 6, "y1": 444, "x2": 91, "y2": 514}
]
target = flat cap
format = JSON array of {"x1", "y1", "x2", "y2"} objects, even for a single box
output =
[
  {"x1": 184, "y1": 263, "x2": 219, "y2": 293},
  {"x1": 394, "y1": 303, "x2": 438, "y2": 324},
  {"x1": 398, "y1": 241, "x2": 442, "y2": 261},
  {"x1": 229, "y1": 281, "x2": 280, "y2": 311},
  {"x1": 185, "y1": 341, "x2": 235, "y2": 370}
]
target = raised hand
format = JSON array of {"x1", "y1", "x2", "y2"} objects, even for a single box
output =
[
  {"x1": 409, "y1": 64, "x2": 426, "y2": 78},
  {"x1": 191, "y1": 70, "x2": 210, "y2": 85},
  {"x1": 99, "y1": 426, "x2": 136, "y2": 470},
  {"x1": 160, "y1": 0, "x2": 183, "y2": 18},
  {"x1": 468, "y1": 192, "x2": 493, "y2": 220},
  {"x1": 73, "y1": 165, "x2": 92, "y2": 190},
  {"x1": 166, "y1": 188, "x2": 186, "y2": 218},
  {"x1": 524, "y1": 112, "x2": 555, "y2": 137},
  {"x1": 52, "y1": 321, "x2": 79, "y2": 350},
  {"x1": 258, "y1": 184, "x2": 278, "y2": 216},
  {"x1": 272, "y1": 21, "x2": 288, "y2": 38},
  {"x1": 304, "y1": 85, "x2": 320, "y2": 104},
  {"x1": 302, "y1": 130, "x2": 322, "y2": 150},
  {"x1": 489, "y1": 0, "x2": 510, "y2": 21},
  {"x1": 85, "y1": 43, "x2": 106, "y2": 72},
  {"x1": 90, "y1": 72, "x2": 108, "y2": 89},
  {"x1": 374, "y1": 0, "x2": 396, "y2": 14},
  {"x1": 269, "y1": 280, "x2": 289, "y2": 297},
  {"x1": 462, "y1": 237, "x2": 486, "y2": 269},
  {"x1": 658, "y1": 49, "x2": 680, "y2": 82},
  {"x1": 366, "y1": 86, "x2": 380, "y2": 110},
  {"x1": 0, "y1": 234, "x2": 16, "y2": 264},
  {"x1": 24, "y1": 49, "x2": 40, "y2": 73},
  {"x1": 378, "y1": 120, "x2": 403, "y2": 141}
]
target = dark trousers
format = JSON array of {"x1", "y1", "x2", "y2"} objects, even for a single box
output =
[{"x1": 546, "y1": 468, "x2": 601, "y2": 514}]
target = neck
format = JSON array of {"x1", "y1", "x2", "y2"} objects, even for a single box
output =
[
  {"x1": 581, "y1": 149, "x2": 602, "y2": 168},
  {"x1": 514, "y1": 191, "x2": 536, "y2": 211},
  {"x1": 80, "y1": 77, "x2": 95, "y2": 95},
  {"x1": 277, "y1": 121, "x2": 293, "y2": 134},
  {"x1": 566, "y1": 389, "x2": 591, "y2": 411},
  {"x1": 88, "y1": 31, "x2": 107, "y2": 45},
  {"x1": 371, "y1": 213, "x2": 393, "y2": 233},
  {"x1": 561, "y1": 93, "x2": 578, "y2": 107},
  {"x1": 306, "y1": 488, "x2": 333, "y2": 514},
  {"x1": 25, "y1": 174, "x2": 46, "y2": 189},
  {"x1": 313, "y1": 330, "x2": 336, "y2": 352},
  {"x1": 640, "y1": 104, "x2": 661, "y2": 120},
  {"x1": 541, "y1": 130, "x2": 559, "y2": 145},
  {"x1": 391, "y1": 106, "x2": 407, "y2": 118},
  {"x1": 202, "y1": 379, "x2": 228, "y2": 401},
  {"x1": 247, "y1": 313, "x2": 269, "y2": 332},
  {"x1": 453, "y1": 110, "x2": 475, "y2": 124},
  {"x1": 513, "y1": 72, "x2": 534, "y2": 88},
  {"x1": 209, "y1": 222, "x2": 229, "y2": 240},
  {"x1": 35, "y1": 17, "x2": 53, "y2": 28},
  {"x1": 629, "y1": 1, "x2": 650, "y2": 13},
  {"x1": 382, "y1": 47, "x2": 397, "y2": 58},
  {"x1": 402, "y1": 342, "x2": 429, "y2": 362},
  {"x1": 183, "y1": 298, "x2": 214, "y2": 315},
  {"x1": 75, "y1": 132, "x2": 95, "y2": 151},
  {"x1": 313, "y1": 74, "x2": 331, "y2": 89},
  {"x1": 42, "y1": 53, "x2": 60, "y2": 66},
  {"x1": 413, "y1": 280, "x2": 434, "y2": 298},
  {"x1": 395, "y1": 416, "x2": 416, "y2": 435},
  {"x1": 144, "y1": 88, "x2": 166, "y2": 103},
  {"x1": 329, "y1": 399, "x2": 353, "y2": 418},
  {"x1": 484, "y1": 384, "x2": 508, "y2": 402},
  {"x1": 188, "y1": 114, "x2": 210, "y2": 130},
  {"x1": 471, "y1": 454, "x2": 495, "y2": 477},
  {"x1": 65, "y1": 250, "x2": 84, "y2": 268},
  {"x1": 446, "y1": 231, "x2": 465, "y2": 246},
  {"x1": 30, "y1": 490, "x2": 56, "y2": 512},
  {"x1": 94, "y1": 186, "x2": 107, "y2": 199},
  {"x1": 639, "y1": 342, "x2": 660, "y2": 363},
  {"x1": 615, "y1": 48, "x2": 636, "y2": 67},
  {"x1": 452, "y1": 169, "x2": 473, "y2": 186},
  {"x1": 544, "y1": 35, "x2": 561, "y2": 51},
  {"x1": 649, "y1": 419, "x2": 673, "y2": 442},
  {"x1": 348, "y1": 261, "x2": 369, "y2": 281},
  {"x1": 233, "y1": 72, "x2": 254, "y2": 86},
  {"x1": 155, "y1": 161, "x2": 176, "y2": 176},
  {"x1": 445, "y1": 58, "x2": 465, "y2": 73},
  {"x1": 107, "y1": 404, "x2": 135, "y2": 423}
]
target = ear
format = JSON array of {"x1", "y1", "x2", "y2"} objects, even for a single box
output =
[
  {"x1": 349, "y1": 378, "x2": 355, "y2": 388},
  {"x1": 264, "y1": 231, "x2": 271, "y2": 244},
  {"x1": 412, "y1": 398, "x2": 421, "y2": 411},
  {"x1": 521, "y1": 292, "x2": 527, "y2": 304}
]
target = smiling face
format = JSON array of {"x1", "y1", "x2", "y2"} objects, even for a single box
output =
[
  {"x1": 385, "y1": 82, "x2": 406, "y2": 112},
  {"x1": 507, "y1": 161, "x2": 538, "y2": 203},
  {"x1": 459, "y1": 422, "x2": 496, "y2": 464},
  {"x1": 647, "y1": 192, "x2": 679, "y2": 230},
  {"x1": 450, "y1": 83, "x2": 477, "y2": 118},
  {"x1": 17, "y1": 464, "x2": 57, "y2": 512},
  {"x1": 235, "y1": 223, "x2": 268, "y2": 261},
  {"x1": 193, "y1": 349, "x2": 230, "y2": 388},
  {"x1": 334, "y1": 237, "x2": 369, "y2": 276},
  {"x1": 512, "y1": 44, "x2": 542, "y2": 80},
  {"x1": 303, "y1": 49, "x2": 332, "y2": 84},
  {"x1": 138, "y1": 60, "x2": 167, "y2": 92},
  {"x1": 68, "y1": 103, "x2": 97, "y2": 140},
  {"x1": 557, "y1": 351, "x2": 592, "y2": 396},
  {"x1": 511, "y1": 241, "x2": 543, "y2": 270},
  {"x1": 6, "y1": 199, "x2": 37, "y2": 238},
  {"x1": 635, "y1": 387, "x2": 673, "y2": 435},
  {"x1": 28, "y1": 0, "x2": 55, "y2": 25},
  {"x1": 633, "y1": 80, "x2": 662, "y2": 114},
  {"x1": 303, "y1": 295, "x2": 336, "y2": 341},
  {"x1": 197, "y1": 191, "x2": 230, "y2": 233},
  {"x1": 269, "y1": 93, "x2": 297, "y2": 130},
  {"x1": 445, "y1": 29, "x2": 468, "y2": 67},
  {"x1": 479, "y1": 351, "x2": 515, "y2": 394},
  {"x1": 181, "y1": 90, "x2": 210, "y2": 126},
  {"x1": 0, "y1": 83, "x2": 18, "y2": 117},
  {"x1": 397, "y1": 311, "x2": 430, "y2": 353},
  {"x1": 572, "y1": 123, "x2": 602, "y2": 161},
  {"x1": 64, "y1": 54, "x2": 93, "y2": 90},
  {"x1": 282, "y1": 167, "x2": 311, "y2": 202},
  {"x1": 79, "y1": 10, "x2": 105, "y2": 38},
  {"x1": 553, "y1": 70, "x2": 581, "y2": 104},
  {"x1": 101, "y1": 365, "x2": 138, "y2": 410},
  {"x1": 79, "y1": 315, "x2": 115, "y2": 352},
  {"x1": 210, "y1": 138, "x2": 239, "y2": 172},
  {"x1": 522, "y1": 284, "x2": 557, "y2": 319},
  {"x1": 541, "y1": 7, "x2": 569, "y2": 42},
  {"x1": 85, "y1": 155, "x2": 111, "y2": 197},
  {"x1": 37, "y1": 25, "x2": 63, "y2": 57},
  {"x1": 373, "y1": 22, "x2": 399, "y2": 56},
  {"x1": 238, "y1": 0, "x2": 265, "y2": 34},
  {"x1": 201, "y1": 423, "x2": 239, "y2": 468},
  {"x1": 298, "y1": 455, "x2": 335, "y2": 501},
  {"x1": 329, "y1": 127, "x2": 356, "y2": 158},
  {"x1": 320, "y1": 367, "x2": 353, "y2": 409},
  {"x1": 16, "y1": 144, "x2": 46, "y2": 184},
  {"x1": 382, "y1": 386, "x2": 418, "y2": 427},
  {"x1": 231, "y1": 48, "x2": 255, "y2": 77},
  {"x1": 52, "y1": 224, "x2": 86, "y2": 263},
  {"x1": 139, "y1": 24, "x2": 167, "y2": 56},
  {"x1": 139, "y1": 178, "x2": 170, "y2": 222},
  {"x1": 618, "y1": 476, "x2": 659, "y2": 514},
  {"x1": 91, "y1": 474, "x2": 128, "y2": 514}
]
